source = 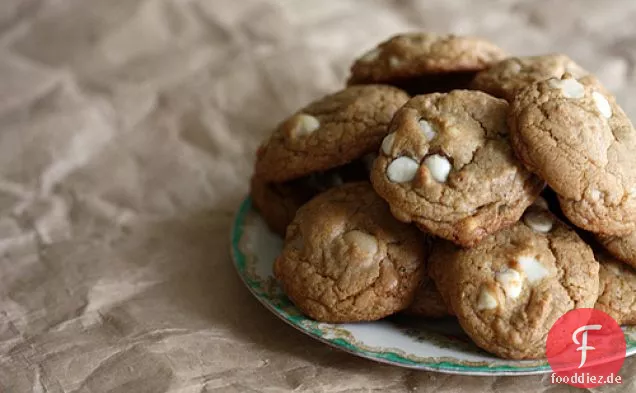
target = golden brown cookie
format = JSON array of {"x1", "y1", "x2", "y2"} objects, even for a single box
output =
[
  {"x1": 371, "y1": 90, "x2": 544, "y2": 246},
  {"x1": 250, "y1": 175, "x2": 313, "y2": 236},
  {"x1": 348, "y1": 33, "x2": 507, "y2": 94},
  {"x1": 471, "y1": 54, "x2": 587, "y2": 101},
  {"x1": 598, "y1": 231, "x2": 636, "y2": 269},
  {"x1": 251, "y1": 158, "x2": 373, "y2": 236},
  {"x1": 595, "y1": 252, "x2": 636, "y2": 325},
  {"x1": 254, "y1": 85, "x2": 409, "y2": 183},
  {"x1": 274, "y1": 182, "x2": 426, "y2": 323},
  {"x1": 429, "y1": 204, "x2": 600, "y2": 359},
  {"x1": 509, "y1": 74, "x2": 636, "y2": 236},
  {"x1": 404, "y1": 275, "x2": 452, "y2": 318}
]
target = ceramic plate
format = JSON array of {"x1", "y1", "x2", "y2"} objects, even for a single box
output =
[{"x1": 231, "y1": 197, "x2": 636, "y2": 375}]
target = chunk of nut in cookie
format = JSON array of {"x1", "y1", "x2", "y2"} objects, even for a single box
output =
[
  {"x1": 523, "y1": 210, "x2": 553, "y2": 233},
  {"x1": 387, "y1": 156, "x2": 419, "y2": 183},
  {"x1": 418, "y1": 119, "x2": 437, "y2": 142},
  {"x1": 477, "y1": 286, "x2": 498, "y2": 310},
  {"x1": 379, "y1": 264, "x2": 399, "y2": 291},
  {"x1": 290, "y1": 114, "x2": 320, "y2": 137},
  {"x1": 381, "y1": 133, "x2": 395, "y2": 155},
  {"x1": 592, "y1": 91, "x2": 612, "y2": 118},
  {"x1": 495, "y1": 268, "x2": 523, "y2": 299},
  {"x1": 423, "y1": 154, "x2": 451, "y2": 183},
  {"x1": 548, "y1": 78, "x2": 584, "y2": 99},
  {"x1": 517, "y1": 256, "x2": 550, "y2": 285}
]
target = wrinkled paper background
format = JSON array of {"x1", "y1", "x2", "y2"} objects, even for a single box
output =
[{"x1": 0, "y1": 0, "x2": 635, "y2": 392}]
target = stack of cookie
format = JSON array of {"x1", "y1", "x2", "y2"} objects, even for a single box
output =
[{"x1": 250, "y1": 33, "x2": 636, "y2": 360}]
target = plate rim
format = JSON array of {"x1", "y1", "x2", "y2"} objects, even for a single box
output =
[{"x1": 230, "y1": 196, "x2": 635, "y2": 375}]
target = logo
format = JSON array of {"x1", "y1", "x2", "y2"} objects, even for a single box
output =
[
  {"x1": 572, "y1": 324, "x2": 602, "y2": 368},
  {"x1": 547, "y1": 309, "x2": 626, "y2": 388}
]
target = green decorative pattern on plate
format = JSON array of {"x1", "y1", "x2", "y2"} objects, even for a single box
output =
[{"x1": 231, "y1": 197, "x2": 636, "y2": 375}]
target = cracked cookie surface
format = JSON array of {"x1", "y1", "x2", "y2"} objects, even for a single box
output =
[
  {"x1": 598, "y1": 231, "x2": 636, "y2": 269},
  {"x1": 347, "y1": 33, "x2": 507, "y2": 92},
  {"x1": 509, "y1": 74, "x2": 636, "y2": 235},
  {"x1": 273, "y1": 182, "x2": 426, "y2": 323},
  {"x1": 471, "y1": 54, "x2": 587, "y2": 101},
  {"x1": 370, "y1": 90, "x2": 544, "y2": 246},
  {"x1": 595, "y1": 252, "x2": 636, "y2": 325},
  {"x1": 254, "y1": 85, "x2": 409, "y2": 183},
  {"x1": 429, "y1": 204, "x2": 599, "y2": 359}
]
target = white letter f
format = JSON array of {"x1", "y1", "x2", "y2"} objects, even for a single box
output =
[{"x1": 572, "y1": 324, "x2": 602, "y2": 368}]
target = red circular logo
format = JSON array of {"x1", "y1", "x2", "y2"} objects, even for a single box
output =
[{"x1": 547, "y1": 308, "x2": 626, "y2": 388}]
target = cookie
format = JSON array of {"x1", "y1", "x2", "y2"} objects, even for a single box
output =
[
  {"x1": 250, "y1": 175, "x2": 313, "y2": 236},
  {"x1": 254, "y1": 85, "x2": 409, "y2": 183},
  {"x1": 274, "y1": 182, "x2": 426, "y2": 323},
  {"x1": 598, "y1": 231, "x2": 636, "y2": 269},
  {"x1": 429, "y1": 204, "x2": 599, "y2": 359},
  {"x1": 348, "y1": 33, "x2": 507, "y2": 94},
  {"x1": 471, "y1": 54, "x2": 587, "y2": 101},
  {"x1": 595, "y1": 252, "x2": 636, "y2": 325},
  {"x1": 509, "y1": 74, "x2": 636, "y2": 236},
  {"x1": 404, "y1": 275, "x2": 452, "y2": 318},
  {"x1": 371, "y1": 90, "x2": 544, "y2": 246},
  {"x1": 251, "y1": 159, "x2": 373, "y2": 236}
]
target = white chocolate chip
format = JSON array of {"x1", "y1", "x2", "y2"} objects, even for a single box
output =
[
  {"x1": 496, "y1": 268, "x2": 523, "y2": 299},
  {"x1": 477, "y1": 287, "x2": 498, "y2": 310},
  {"x1": 517, "y1": 256, "x2": 550, "y2": 285},
  {"x1": 533, "y1": 197, "x2": 549, "y2": 210},
  {"x1": 523, "y1": 210, "x2": 554, "y2": 233},
  {"x1": 592, "y1": 91, "x2": 612, "y2": 118},
  {"x1": 292, "y1": 114, "x2": 320, "y2": 137},
  {"x1": 360, "y1": 48, "x2": 381, "y2": 63},
  {"x1": 387, "y1": 157, "x2": 419, "y2": 183},
  {"x1": 549, "y1": 78, "x2": 585, "y2": 99},
  {"x1": 389, "y1": 56, "x2": 401, "y2": 68},
  {"x1": 423, "y1": 154, "x2": 452, "y2": 183},
  {"x1": 343, "y1": 230, "x2": 378, "y2": 256},
  {"x1": 590, "y1": 189, "x2": 601, "y2": 200},
  {"x1": 562, "y1": 79, "x2": 585, "y2": 99},
  {"x1": 381, "y1": 133, "x2": 396, "y2": 155},
  {"x1": 418, "y1": 119, "x2": 437, "y2": 142}
]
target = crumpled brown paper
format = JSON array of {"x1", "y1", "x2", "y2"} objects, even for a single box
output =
[{"x1": 0, "y1": 0, "x2": 635, "y2": 392}]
